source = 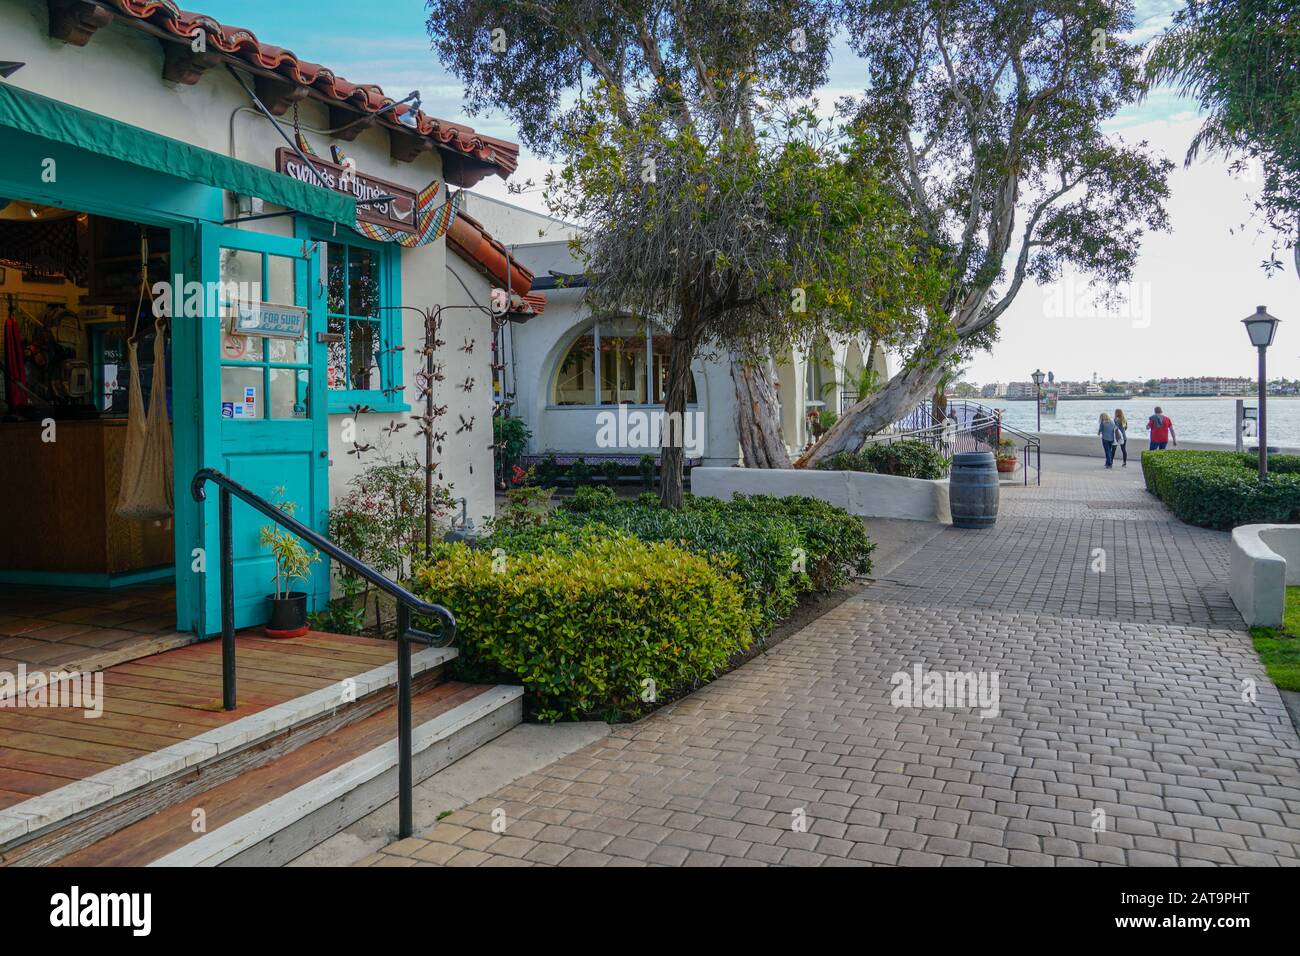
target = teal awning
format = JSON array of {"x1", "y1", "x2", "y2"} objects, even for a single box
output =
[{"x1": 0, "y1": 81, "x2": 355, "y2": 228}]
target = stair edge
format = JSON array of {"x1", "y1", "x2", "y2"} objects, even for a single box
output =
[
  {"x1": 150, "y1": 685, "x2": 524, "y2": 867},
  {"x1": 0, "y1": 646, "x2": 458, "y2": 848}
]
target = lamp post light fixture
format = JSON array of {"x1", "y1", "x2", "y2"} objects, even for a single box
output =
[
  {"x1": 1031, "y1": 368, "x2": 1045, "y2": 432},
  {"x1": 1242, "y1": 305, "x2": 1281, "y2": 478}
]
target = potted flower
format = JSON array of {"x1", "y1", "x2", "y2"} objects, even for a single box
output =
[
  {"x1": 995, "y1": 436, "x2": 1019, "y2": 474},
  {"x1": 259, "y1": 490, "x2": 321, "y2": 639}
]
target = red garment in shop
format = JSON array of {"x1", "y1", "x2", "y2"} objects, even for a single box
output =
[{"x1": 4, "y1": 312, "x2": 28, "y2": 408}]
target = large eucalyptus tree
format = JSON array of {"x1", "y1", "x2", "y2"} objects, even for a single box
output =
[
  {"x1": 803, "y1": 0, "x2": 1173, "y2": 463},
  {"x1": 428, "y1": 0, "x2": 936, "y2": 504}
]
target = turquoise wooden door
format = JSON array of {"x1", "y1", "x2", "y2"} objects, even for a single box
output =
[{"x1": 198, "y1": 224, "x2": 329, "y2": 630}]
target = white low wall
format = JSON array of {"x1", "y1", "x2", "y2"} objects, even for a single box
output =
[
  {"x1": 1029, "y1": 432, "x2": 1300, "y2": 458},
  {"x1": 1230, "y1": 523, "x2": 1300, "y2": 627},
  {"x1": 691, "y1": 467, "x2": 951, "y2": 523}
]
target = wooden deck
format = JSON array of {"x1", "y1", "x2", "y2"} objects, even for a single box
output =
[
  {"x1": 0, "y1": 583, "x2": 193, "y2": 677},
  {"x1": 0, "y1": 631, "x2": 400, "y2": 810}
]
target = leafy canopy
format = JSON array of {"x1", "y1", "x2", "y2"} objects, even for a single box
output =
[{"x1": 1145, "y1": 0, "x2": 1300, "y2": 274}]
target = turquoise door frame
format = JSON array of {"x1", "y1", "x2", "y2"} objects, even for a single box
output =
[
  {"x1": 0, "y1": 126, "x2": 330, "y2": 636},
  {"x1": 195, "y1": 224, "x2": 330, "y2": 632},
  {"x1": 0, "y1": 126, "x2": 215, "y2": 634}
]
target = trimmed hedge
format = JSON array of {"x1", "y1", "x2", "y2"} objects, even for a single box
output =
[
  {"x1": 1142, "y1": 449, "x2": 1300, "y2": 529},
  {"x1": 413, "y1": 534, "x2": 754, "y2": 721},
  {"x1": 683, "y1": 493, "x2": 875, "y2": 592},
  {"x1": 496, "y1": 494, "x2": 804, "y2": 632},
  {"x1": 815, "y1": 439, "x2": 950, "y2": 480},
  {"x1": 427, "y1": 492, "x2": 874, "y2": 721}
]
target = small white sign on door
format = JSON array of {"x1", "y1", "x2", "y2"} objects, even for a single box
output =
[{"x1": 232, "y1": 301, "x2": 307, "y2": 340}]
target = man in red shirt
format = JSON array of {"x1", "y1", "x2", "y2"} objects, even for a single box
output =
[{"x1": 1147, "y1": 406, "x2": 1176, "y2": 450}]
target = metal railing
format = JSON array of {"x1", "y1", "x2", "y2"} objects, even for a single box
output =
[
  {"x1": 190, "y1": 467, "x2": 455, "y2": 838},
  {"x1": 995, "y1": 418, "x2": 1042, "y2": 486},
  {"x1": 869, "y1": 399, "x2": 1042, "y2": 485}
]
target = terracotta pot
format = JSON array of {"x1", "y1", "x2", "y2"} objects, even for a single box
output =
[
  {"x1": 995, "y1": 457, "x2": 1017, "y2": 474},
  {"x1": 265, "y1": 591, "x2": 309, "y2": 638}
]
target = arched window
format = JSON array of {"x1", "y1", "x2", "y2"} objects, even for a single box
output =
[{"x1": 553, "y1": 318, "x2": 697, "y2": 406}]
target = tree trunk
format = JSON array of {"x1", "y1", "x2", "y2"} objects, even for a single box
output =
[
  {"x1": 659, "y1": 325, "x2": 698, "y2": 509},
  {"x1": 800, "y1": 342, "x2": 959, "y2": 467},
  {"x1": 731, "y1": 353, "x2": 791, "y2": 468}
]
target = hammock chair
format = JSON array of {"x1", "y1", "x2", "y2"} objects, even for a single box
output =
[{"x1": 115, "y1": 232, "x2": 173, "y2": 522}]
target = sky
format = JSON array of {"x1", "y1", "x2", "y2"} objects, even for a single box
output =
[{"x1": 196, "y1": 0, "x2": 1300, "y2": 385}]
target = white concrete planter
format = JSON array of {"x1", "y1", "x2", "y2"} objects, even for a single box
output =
[
  {"x1": 1230, "y1": 523, "x2": 1300, "y2": 627},
  {"x1": 691, "y1": 467, "x2": 951, "y2": 523}
]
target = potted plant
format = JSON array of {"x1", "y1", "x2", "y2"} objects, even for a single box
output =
[
  {"x1": 260, "y1": 490, "x2": 321, "y2": 638},
  {"x1": 995, "y1": 436, "x2": 1019, "y2": 474}
]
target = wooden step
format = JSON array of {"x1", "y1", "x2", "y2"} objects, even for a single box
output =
[
  {"x1": 0, "y1": 632, "x2": 457, "y2": 865},
  {"x1": 56, "y1": 683, "x2": 523, "y2": 867}
]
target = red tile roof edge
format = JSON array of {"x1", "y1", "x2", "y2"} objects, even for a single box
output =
[
  {"x1": 447, "y1": 206, "x2": 544, "y2": 316},
  {"x1": 106, "y1": 0, "x2": 519, "y2": 179}
]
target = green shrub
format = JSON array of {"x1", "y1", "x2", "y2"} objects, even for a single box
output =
[
  {"x1": 487, "y1": 492, "x2": 872, "y2": 632},
  {"x1": 492, "y1": 416, "x2": 531, "y2": 483},
  {"x1": 534, "y1": 453, "x2": 562, "y2": 485},
  {"x1": 413, "y1": 535, "x2": 754, "y2": 721},
  {"x1": 563, "y1": 485, "x2": 619, "y2": 513},
  {"x1": 685, "y1": 494, "x2": 874, "y2": 590},
  {"x1": 483, "y1": 503, "x2": 794, "y2": 632},
  {"x1": 491, "y1": 485, "x2": 555, "y2": 530},
  {"x1": 1141, "y1": 449, "x2": 1300, "y2": 530},
  {"x1": 816, "y1": 439, "x2": 949, "y2": 479},
  {"x1": 639, "y1": 454, "x2": 657, "y2": 490},
  {"x1": 568, "y1": 457, "x2": 594, "y2": 485},
  {"x1": 598, "y1": 460, "x2": 624, "y2": 485}
]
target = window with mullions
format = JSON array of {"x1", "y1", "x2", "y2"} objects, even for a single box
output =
[
  {"x1": 314, "y1": 230, "x2": 403, "y2": 410},
  {"x1": 218, "y1": 247, "x2": 311, "y2": 420},
  {"x1": 552, "y1": 318, "x2": 697, "y2": 406}
]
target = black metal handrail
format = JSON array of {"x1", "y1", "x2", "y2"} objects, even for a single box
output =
[
  {"x1": 190, "y1": 467, "x2": 455, "y2": 838},
  {"x1": 993, "y1": 418, "x2": 1042, "y2": 486},
  {"x1": 886, "y1": 399, "x2": 1042, "y2": 486}
]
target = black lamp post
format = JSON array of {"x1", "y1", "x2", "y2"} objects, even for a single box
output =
[
  {"x1": 1242, "y1": 305, "x2": 1281, "y2": 478},
  {"x1": 1031, "y1": 369, "x2": 1045, "y2": 432}
]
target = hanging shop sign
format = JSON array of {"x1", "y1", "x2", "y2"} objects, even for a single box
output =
[
  {"x1": 275, "y1": 148, "x2": 417, "y2": 234},
  {"x1": 231, "y1": 300, "x2": 308, "y2": 340}
]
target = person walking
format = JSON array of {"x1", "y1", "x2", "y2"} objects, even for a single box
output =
[
  {"x1": 1146, "y1": 406, "x2": 1176, "y2": 450},
  {"x1": 1098, "y1": 412, "x2": 1117, "y2": 468},
  {"x1": 1113, "y1": 409, "x2": 1129, "y2": 466}
]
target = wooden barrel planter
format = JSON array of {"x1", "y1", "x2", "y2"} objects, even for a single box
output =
[{"x1": 949, "y1": 451, "x2": 999, "y2": 529}]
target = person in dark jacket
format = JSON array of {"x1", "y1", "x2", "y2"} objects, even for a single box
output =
[{"x1": 1098, "y1": 412, "x2": 1116, "y2": 468}]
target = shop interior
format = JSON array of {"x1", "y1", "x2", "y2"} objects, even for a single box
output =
[{"x1": 0, "y1": 198, "x2": 180, "y2": 670}]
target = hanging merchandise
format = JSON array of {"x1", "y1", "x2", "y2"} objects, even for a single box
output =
[
  {"x1": 115, "y1": 232, "x2": 172, "y2": 521},
  {"x1": 115, "y1": 322, "x2": 173, "y2": 521},
  {"x1": 3, "y1": 297, "x2": 28, "y2": 409}
]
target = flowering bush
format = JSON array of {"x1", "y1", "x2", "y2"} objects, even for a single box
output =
[{"x1": 323, "y1": 460, "x2": 455, "y2": 635}]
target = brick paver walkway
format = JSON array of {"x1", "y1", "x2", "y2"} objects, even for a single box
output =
[{"x1": 367, "y1": 455, "x2": 1300, "y2": 867}]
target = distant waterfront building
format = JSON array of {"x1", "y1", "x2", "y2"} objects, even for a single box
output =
[
  {"x1": 1156, "y1": 376, "x2": 1252, "y2": 396},
  {"x1": 1006, "y1": 381, "x2": 1037, "y2": 400},
  {"x1": 981, "y1": 383, "x2": 1007, "y2": 398}
]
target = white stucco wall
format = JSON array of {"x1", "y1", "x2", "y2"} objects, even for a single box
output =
[{"x1": 2, "y1": 0, "x2": 496, "y2": 525}]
